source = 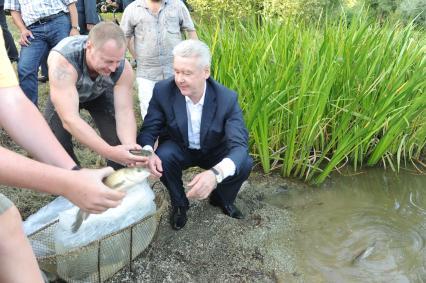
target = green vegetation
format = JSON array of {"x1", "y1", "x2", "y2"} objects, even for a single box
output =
[
  {"x1": 197, "y1": 15, "x2": 426, "y2": 183},
  {"x1": 188, "y1": 0, "x2": 426, "y2": 27},
  {"x1": 3, "y1": 8, "x2": 425, "y2": 187}
]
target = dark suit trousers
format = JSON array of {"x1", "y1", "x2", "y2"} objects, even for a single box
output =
[{"x1": 156, "y1": 139, "x2": 253, "y2": 207}]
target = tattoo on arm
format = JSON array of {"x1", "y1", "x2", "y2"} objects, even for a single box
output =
[{"x1": 52, "y1": 65, "x2": 71, "y2": 81}]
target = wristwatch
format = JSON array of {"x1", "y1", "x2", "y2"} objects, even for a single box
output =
[
  {"x1": 72, "y1": 25, "x2": 80, "y2": 32},
  {"x1": 210, "y1": 167, "x2": 223, "y2": 184}
]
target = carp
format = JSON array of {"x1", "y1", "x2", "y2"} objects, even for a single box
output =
[{"x1": 71, "y1": 150, "x2": 152, "y2": 233}]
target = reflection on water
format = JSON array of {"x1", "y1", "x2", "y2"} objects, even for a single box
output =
[{"x1": 266, "y1": 168, "x2": 426, "y2": 283}]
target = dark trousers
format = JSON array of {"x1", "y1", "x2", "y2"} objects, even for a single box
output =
[
  {"x1": 156, "y1": 139, "x2": 253, "y2": 207},
  {"x1": 0, "y1": 6, "x2": 18, "y2": 62},
  {"x1": 44, "y1": 92, "x2": 123, "y2": 170}
]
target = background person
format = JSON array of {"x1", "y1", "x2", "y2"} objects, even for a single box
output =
[
  {"x1": 4, "y1": 0, "x2": 80, "y2": 105},
  {"x1": 120, "y1": 0, "x2": 198, "y2": 119},
  {"x1": 137, "y1": 39, "x2": 253, "y2": 230}
]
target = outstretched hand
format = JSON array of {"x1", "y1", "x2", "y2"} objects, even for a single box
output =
[
  {"x1": 147, "y1": 152, "x2": 163, "y2": 177},
  {"x1": 64, "y1": 167, "x2": 125, "y2": 214},
  {"x1": 186, "y1": 170, "x2": 217, "y2": 200}
]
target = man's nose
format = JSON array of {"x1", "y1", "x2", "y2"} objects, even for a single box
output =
[{"x1": 109, "y1": 62, "x2": 118, "y2": 72}]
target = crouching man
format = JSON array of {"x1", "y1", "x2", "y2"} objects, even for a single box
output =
[{"x1": 137, "y1": 39, "x2": 253, "y2": 230}]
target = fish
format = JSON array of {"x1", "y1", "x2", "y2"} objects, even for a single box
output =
[
  {"x1": 351, "y1": 242, "x2": 376, "y2": 265},
  {"x1": 71, "y1": 166, "x2": 151, "y2": 233}
]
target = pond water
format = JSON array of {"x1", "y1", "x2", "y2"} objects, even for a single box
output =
[{"x1": 265, "y1": 168, "x2": 426, "y2": 283}]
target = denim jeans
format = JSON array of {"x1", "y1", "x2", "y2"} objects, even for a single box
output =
[
  {"x1": 44, "y1": 91, "x2": 123, "y2": 170},
  {"x1": 18, "y1": 13, "x2": 70, "y2": 105},
  {"x1": 0, "y1": 5, "x2": 18, "y2": 62}
]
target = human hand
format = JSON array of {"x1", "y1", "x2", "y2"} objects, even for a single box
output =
[
  {"x1": 86, "y1": 24, "x2": 94, "y2": 31},
  {"x1": 65, "y1": 167, "x2": 125, "y2": 214},
  {"x1": 69, "y1": 28, "x2": 80, "y2": 36},
  {"x1": 107, "y1": 144, "x2": 147, "y2": 167},
  {"x1": 186, "y1": 170, "x2": 217, "y2": 200},
  {"x1": 19, "y1": 29, "x2": 33, "y2": 46},
  {"x1": 147, "y1": 153, "x2": 162, "y2": 177}
]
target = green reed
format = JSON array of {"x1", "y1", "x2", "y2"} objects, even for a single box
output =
[{"x1": 197, "y1": 14, "x2": 426, "y2": 184}]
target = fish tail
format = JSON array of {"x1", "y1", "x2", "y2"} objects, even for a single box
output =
[{"x1": 71, "y1": 210, "x2": 89, "y2": 233}]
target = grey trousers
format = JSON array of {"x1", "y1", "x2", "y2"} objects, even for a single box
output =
[{"x1": 44, "y1": 93, "x2": 123, "y2": 170}]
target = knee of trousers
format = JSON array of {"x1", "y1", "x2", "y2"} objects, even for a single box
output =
[
  {"x1": 237, "y1": 154, "x2": 253, "y2": 180},
  {"x1": 156, "y1": 144, "x2": 184, "y2": 171}
]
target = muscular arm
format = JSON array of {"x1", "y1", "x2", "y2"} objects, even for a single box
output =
[
  {"x1": 0, "y1": 86, "x2": 75, "y2": 169},
  {"x1": 113, "y1": 60, "x2": 137, "y2": 144},
  {"x1": 48, "y1": 52, "x2": 115, "y2": 159}
]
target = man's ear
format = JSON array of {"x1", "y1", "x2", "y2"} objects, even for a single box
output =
[
  {"x1": 204, "y1": 67, "x2": 210, "y2": 79},
  {"x1": 86, "y1": 40, "x2": 93, "y2": 51}
]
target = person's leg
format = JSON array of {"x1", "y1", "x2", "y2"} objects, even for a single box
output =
[
  {"x1": 0, "y1": 195, "x2": 44, "y2": 283},
  {"x1": 44, "y1": 98, "x2": 80, "y2": 165},
  {"x1": 156, "y1": 140, "x2": 196, "y2": 229},
  {"x1": 38, "y1": 52, "x2": 49, "y2": 82},
  {"x1": 84, "y1": 91, "x2": 122, "y2": 170},
  {"x1": 0, "y1": 6, "x2": 19, "y2": 62},
  {"x1": 17, "y1": 25, "x2": 48, "y2": 105},
  {"x1": 136, "y1": 77, "x2": 156, "y2": 119},
  {"x1": 47, "y1": 13, "x2": 71, "y2": 47},
  {"x1": 41, "y1": 13, "x2": 71, "y2": 82}
]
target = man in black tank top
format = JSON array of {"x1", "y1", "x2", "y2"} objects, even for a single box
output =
[{"x1": 44, "y1": 22, "x2": 146, "y2": 169}]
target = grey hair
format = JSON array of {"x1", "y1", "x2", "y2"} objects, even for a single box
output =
[{"x1": 172, "y1": 39, "x2": 211, "y2": 69}]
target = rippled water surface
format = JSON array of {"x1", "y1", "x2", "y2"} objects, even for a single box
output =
[{"x1": 266, "y1": 168, "x2": 426, "y2": 283}]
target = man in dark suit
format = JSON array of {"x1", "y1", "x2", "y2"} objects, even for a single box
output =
[{"x1": 137, "y1": 39, "x2": 253, "y2": 230}]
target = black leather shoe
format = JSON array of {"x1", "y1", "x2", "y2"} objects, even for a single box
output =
[
  {"x1": 209, "y1": 197, "x2": 244, "y2": 219},
  {"x1": 170, "y1": 206, "x2": 188, "y2": 230}
]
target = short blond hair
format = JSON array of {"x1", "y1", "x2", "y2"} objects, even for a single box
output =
[{"x1": 87, "y1": 22, "x2": 126, "y2": 49}]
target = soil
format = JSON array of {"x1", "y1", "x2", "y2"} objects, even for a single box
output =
[{"x1": 106, "y1": 170, "x2": 307, "y2": 283}]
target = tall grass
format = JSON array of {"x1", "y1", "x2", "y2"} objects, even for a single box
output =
[{"x1": 197, "y1": 14, "x2": 426, "y2": 184}]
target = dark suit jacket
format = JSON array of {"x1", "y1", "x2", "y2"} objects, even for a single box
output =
[{"x1": 138, "y1": 77, "x2": 250, "y2": 173}]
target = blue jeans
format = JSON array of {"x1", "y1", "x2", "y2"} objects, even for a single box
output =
[{"x1": 18, "y1": 13, "x2": 70, "y2": 105}]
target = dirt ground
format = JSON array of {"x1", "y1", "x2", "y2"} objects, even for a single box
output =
[{"x1": 106, "y1": 170, "x2": 306, "y2": 283}]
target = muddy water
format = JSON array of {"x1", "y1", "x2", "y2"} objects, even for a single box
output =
[{"x1": 266, "y1": 168, "x2": 426, "y2": 283}]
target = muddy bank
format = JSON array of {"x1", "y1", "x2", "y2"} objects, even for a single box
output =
[{"x1": 107, "y1": 170, "x2": 305, "y2": 283}]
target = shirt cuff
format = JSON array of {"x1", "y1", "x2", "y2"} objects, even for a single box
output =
[
  {"x1": 215, "y1": 158, "x2": 236, "y2": 180},
  {"x1": 142, "y1": 145, "x2": 154, "y2": 153}
]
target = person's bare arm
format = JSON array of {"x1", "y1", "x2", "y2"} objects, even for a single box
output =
[
  {"x1": 67, "y1": 2, "x2": 80, "y2": 36},
  {"x1": 0, "y1": 146, "x2": 123, "y2": 213},
  {"x1": 186, "y1": 30, "x2": 198, "y2": 40},
  {"x1": 0, "y1": 86, "x2": 124, "y2": 212},
  {"x1": 114, "y1": 60, "x2": 137, "y2": 144},
  {"x1": 48, "y1": 52, "x2": 113, "y2": 157},
  {"x1": 48, "y1": 52, "x2": 144, "y2": 166},
  {"x1": 10, "y1": 11, "x2": 32, "y2": 46},
  {"x1": 0, "y1": 86, "x2": 76, "y2": 169}
]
